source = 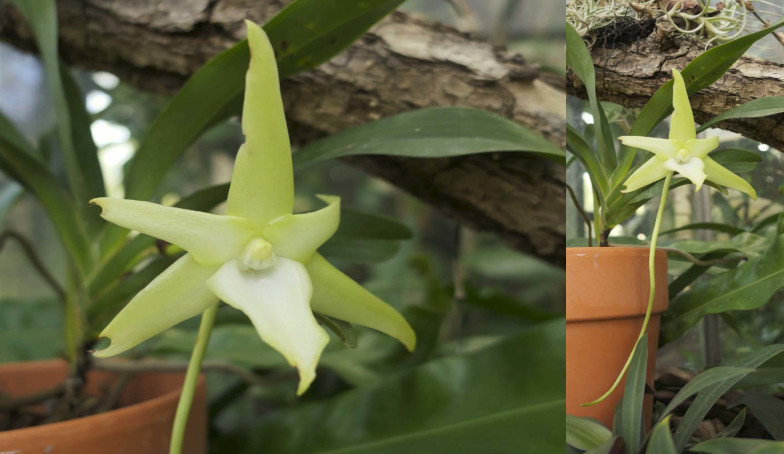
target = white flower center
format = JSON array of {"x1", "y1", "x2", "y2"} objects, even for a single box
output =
[
  {"x1": 675, "y1": 148, "x2": 691, "y2": 164},
  {"x1": 239, "y1": 238, "x2": 277, "y2": 271}
]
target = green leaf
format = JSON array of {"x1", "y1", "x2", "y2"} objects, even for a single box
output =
[
  {"x1": 292, "y1": 107, "x2": 565, "y2": 169},
  {"x1": 332, "y1": 209, "x2": 412, "y2": 240},
  {"x1": 566, "y1": 415, "x2": 612, "y2": 451},
  {"x1": 647, "y1": 416, "x2": 677, "y2": 454},
  {"x1": 667, "y1": 232, "x2": 768, "y2": 258},
  {"x1": 715, "y1": 408, "x2": 745, "y2": 439},
  {"x1": 10, "y1": 0, "x2": 104, "y2": 206},
  {"x1": 709, "y1": 149, "x2": 763, "y2": 174},
  {"x1": 672, "y1": 344, "x2": 784, "y2": 451},
  {"x1": 463, "y1": 285, "x2": 563, "y2": 322},
  {"x1": 60, "y1": 64, "x2": 105, "y2": 200},
  {"x1": 691, "y1": 438, "x2": 784, "y2": 454},
  {"x1": 0, "y1": 113, "x2": 92, "y2": 276},
  {"x1": 586, "y1": 437, "x2": 624, "y2": 454},
  {"x1": 698, "y1": 97, "x2": 784, "y2": 133},
  {"x1": 733, "y1": 392, "x2": 784, "y2": 440},
  {"x1": 567, "y1": 123, "x2": 609, "y2": 197},
  {"x1": 620, "y1": 335, "x2": 647, "y2": 454},
  {"x1": 662, "y1": 229, "x2": 784, "y2": 343},
  {"x1": 752, "y1": 213, "x2": 779, "y2": 233},
  {"x1": 314, "y1": 313, "x2": 358, "y2": 349},
  {"x1": 319, "y1": 238, "x2": 400, "y2": 263},
  {"x1": 222, "y1": 320, "x2": 566, "y2": 453},
  {"x1": 660, "y1": 222, "x2": 746, "y2": 237},
  {"x1": 266, "y1": 0, "x2": 405, "y2": 77},
  {"x1": 656, "y1": 367, "x2": 754, "y2": 423},
  {"x1": 122, "y1": 41, "x2": 248, "y2": 203},
  {"x1": 566, "y1": 23, "x2": 616, "y2": 173},
  {"x1": 668, "y1": 251, "x2": 730, "y2": 299}
]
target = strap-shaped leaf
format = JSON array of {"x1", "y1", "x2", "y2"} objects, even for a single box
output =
[
  {"x1": 10, "y1": 0, "x2": 104, "y2": 206},
  {"x1": 293, "y1": 107, "x2": 565, "y2": 169},
  {"x1": 672, "y1": 344, "x2": 784, "y2": 451},
  {"x1": 647, "y1": 416, "x2": 677, "y2": 454},
  {"x1": 566, "y1": 415, "x2": 611, "y2": 451},
  {"x1": 620, "y1": 335, "x2": 647, "y2": 454},
  {"x1": 0, "y1": 112, "x2": 92, "y2": 275},
  {"x1": 698, "y1": 96, "x2": 784, "y2": 133},
  {"x1": 566, "y1": 23, "x2": 616, "y2": 173}
]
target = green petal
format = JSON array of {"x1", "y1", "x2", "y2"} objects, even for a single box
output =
[
  {"x1": 306, "y1": 253, "x2": 416, "y2": 351},
  {"x1": 704, "y1": 157, "x2": 757, "y2": 200},
  {"x1": 618, "y1": 136, "x2": 677, "y2": 158},
  {"x1": 91, "y1": 197, "x2": 255, "y2": 266},
  {"x1": 262, "y1": 195, "x2": 340, "y2": 263},
  {"x1": 622, "y1": 157, "x2": 672, "y2": 192},
  {"x1": 669, "y1": 69, "x2": 696, "y2": 142},
  {"x1": 686, "y1": 137, "x2": 719, "y2": 158},
  {"x1": 206, "y1": 257, "x2": 329, "y2": 395},
  {"x1": 225, "y1": 21, "x2": 294, "y2": 224},
  {"x1": 94, "y1": 254, "x2": 219, "y2": 357}
]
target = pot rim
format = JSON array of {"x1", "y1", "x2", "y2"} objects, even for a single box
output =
[
  {"x1": 567, "y1": 245, "x2": 667, "y2": 256},
  {"x1": 566, "y1": 246, "x2": 669, "y2": 321},
  {"x1": 0, "y1": 359, "x2": 202, "y2": 438}
]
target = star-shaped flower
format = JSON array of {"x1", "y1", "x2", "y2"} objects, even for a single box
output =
[
  {"x1": 90, "y1": 21, "x2": 415, "y2": 395},
  {"x1": 619, "y1": 69, "x2": 756, "y2": 199}
]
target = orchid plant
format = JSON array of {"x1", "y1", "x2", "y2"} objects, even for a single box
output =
[
  {"x1": 89, "y1": 21, "x2": 415, "y2": 451},
  {"x1": 584, "y1": 68, "x2": 757, "y2": 406},
  {"x1": 566, "y1": 17, "x2": 784, "y2": 449}
]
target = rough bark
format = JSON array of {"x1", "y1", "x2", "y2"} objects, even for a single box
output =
[
  {"x1": 566, "y1": 30, "x2": 784, "y2": 151},
  {"x1": 0, "y1": 0, "x2": 566, "y2": 266}
]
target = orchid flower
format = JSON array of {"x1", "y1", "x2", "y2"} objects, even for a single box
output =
[
  {"x1": 619, "y1": 68, "x2": 756, "y2": 200},
  {"x1": 90, "y1": 21, "x2": 415, "y2": 395}
]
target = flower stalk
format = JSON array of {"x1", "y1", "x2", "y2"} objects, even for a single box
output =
[{"x1": 169, "y1": 304, "x2": 217, "y2": 454}]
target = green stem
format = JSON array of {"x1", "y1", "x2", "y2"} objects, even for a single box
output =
[
  {"x1": 582, "y1": 172, "x2": 673, "y2": 407},
  {"x1": 169, "y1": 304, "x2": 218, "y2": 454}
]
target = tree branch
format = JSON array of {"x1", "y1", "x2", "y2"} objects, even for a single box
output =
[
  {"x1": 0, "y1": 0, "x2": 566, "y2": 266},
  {"x1": 566, "y1": 30, "x2": 784, "y2": 151}
]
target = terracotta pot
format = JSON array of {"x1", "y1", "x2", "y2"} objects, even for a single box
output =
[
  {"x1": 0, "y1": 360, "x2": 206, "y2": 453},
  {"x1": 566, "y1": 247, "x2": 669, "y2": 429}
]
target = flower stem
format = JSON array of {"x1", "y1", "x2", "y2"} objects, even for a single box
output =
[
  {"x1": 169, "y1": 303, "x2": 218, "y2": 454},
  {"x1": 582, "y1": 172, "x2": 673, "y2": 407}
]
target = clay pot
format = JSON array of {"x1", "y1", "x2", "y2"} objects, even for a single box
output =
[
  {"x1": 566, "y1": 247, "x2": 669, "y2": 429},
  {"x1": 0, "y1": 360, "x2": 206, "y2": 453}
]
